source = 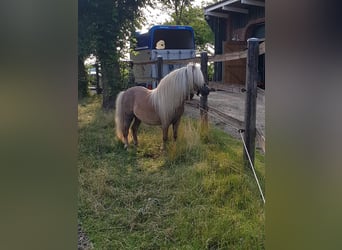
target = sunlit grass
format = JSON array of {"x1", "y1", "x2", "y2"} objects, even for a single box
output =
[{"x1": 78, "y1": 96, "x2": 265, "y2": 249}]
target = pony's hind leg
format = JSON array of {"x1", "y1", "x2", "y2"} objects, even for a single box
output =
[
  {"x1": 161, "y1": 125, "x2": 170, "y2": 150},
  {"x1": 123, "y1": 114, "x2": 134, "y2": 149},
  {"x1": 172, "y1": 118, "x2": 181, "y2": 141},
  {"x1": 131, "y1": 117, "x2": 141, "y2": 146},
  {"x1": 122, "y1": 127, "x2": 129, "y2": 149}
]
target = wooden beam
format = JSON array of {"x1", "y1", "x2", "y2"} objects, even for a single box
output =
[
  {"x1": 208, "y1": 41, "x2": 264, "y2": 62},
  {"x1": 204, "y1": 11, "x2": 229, "y2": 19},
  {"x1": 205, "y1": 0, "x2": 240, "y2": 12},
  {"x1": 241, "y1": 0, "x2": 265, "y2": 7},
  {"x1": 133, "y1": 41, "x2": 266, "y2": 65},
  {"x1": 209, "y1": 50, "x2": 247, "y2": 62},
  {"x1": 222, "y1": 6, "x2": 249, "y2": 14}
]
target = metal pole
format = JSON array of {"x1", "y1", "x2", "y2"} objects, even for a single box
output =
[{"x1": 244, "y1": 38, "x2": 259, "y2": 169}]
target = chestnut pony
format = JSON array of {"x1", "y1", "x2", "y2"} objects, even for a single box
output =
[{"x1": 115, "y1": 63, "x2": 205, "y2": 149}]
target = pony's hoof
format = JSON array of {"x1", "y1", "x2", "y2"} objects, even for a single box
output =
[{"x1": 124, "y1": 144, "x2": 128, "y2": 150}]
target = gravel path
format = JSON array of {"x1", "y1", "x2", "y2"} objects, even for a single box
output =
[{"x1": 184, "y1": 88, "x2": 265, "y2": 150}]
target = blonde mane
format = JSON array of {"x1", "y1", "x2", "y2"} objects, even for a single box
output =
[{"x1": 150, "y1": 63, "x2": 204, "y2": 124}]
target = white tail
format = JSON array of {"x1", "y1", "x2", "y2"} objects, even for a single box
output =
[{"x1": 114, "y1": 91, "x2": 125, "y2": 142}]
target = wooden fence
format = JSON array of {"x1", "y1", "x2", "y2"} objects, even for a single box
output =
[{"x1": 133, "y1": 41, "x2": 265, "y2": 66}]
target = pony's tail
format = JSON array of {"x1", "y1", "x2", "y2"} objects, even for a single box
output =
[{"x1": 115, "y1": 91, "x2": 125, "y2": 143}]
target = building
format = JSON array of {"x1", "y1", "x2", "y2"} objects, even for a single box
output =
[{"x1": 204, "y1": 0, "x2": 265, "y2": 88}]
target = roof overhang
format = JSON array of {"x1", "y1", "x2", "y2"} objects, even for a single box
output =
[{"x1": 204, "y1": 0, "x2": 265, "y2": 18}]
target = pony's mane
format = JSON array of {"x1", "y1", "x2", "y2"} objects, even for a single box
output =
[{"x1": 150, "y1": 63, "x2": 204, "y2": 124}]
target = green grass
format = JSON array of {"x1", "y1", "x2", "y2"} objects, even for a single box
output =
[{"x1": 78, "y1": 96, "x2": 265, "y2": 249}]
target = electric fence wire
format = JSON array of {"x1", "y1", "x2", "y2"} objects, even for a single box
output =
[
  {"x1": 195, "y1": 104, "x2": 265, "y2": 204},
  {"x1": 239, "y1": 129, "x2": 265, "y2": 204}
]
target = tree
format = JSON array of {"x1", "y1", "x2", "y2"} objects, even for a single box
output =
[
  {"x1": 78, "y1": 0, "x2": 95, "y2": 99},
  {"x1": 166, "y1": 6, "x2": 214, "y2": 50},
  {"x1": 78, "y1": 0, "x2": 146, "y2": 110},
  {"x1": 78, "y1": 56, "x2": 89, "y2": 99},
  {"x1": 160, "y1": 0, "x2": 192, "y2": 25}
]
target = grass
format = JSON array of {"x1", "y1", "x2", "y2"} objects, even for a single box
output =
[{"x1": 78, "y1": 96, "x2": 265, "y2": 249}]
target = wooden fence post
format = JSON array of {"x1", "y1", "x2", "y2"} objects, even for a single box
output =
[
  {"x1": 200, "y1": 52, "x2": 209, "y2": 131},
  {"x1": 243, "y1": 38, "x2": 259, "y2": 168},
  {"x1": 157, "y1": 55, "x2": 163, "y2": 85}
]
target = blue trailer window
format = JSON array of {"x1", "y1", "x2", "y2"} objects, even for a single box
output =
[
  {"x1": 152, "y1": 29, "x2": 194, "y2": 49},
  {"x1": 135, "y1": 25, "x2": 195, "y2": 50}
]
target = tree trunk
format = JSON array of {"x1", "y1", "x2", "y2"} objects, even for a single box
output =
[
  {"x1": 78, "y1": 55, "x2": 88, "y2": 99},
  {"x1": 101, "y1": 58, "x2": 121, "y2": 111},
  {"x1": 95, "y1": 62, "x2": 102, "y2": 94}
]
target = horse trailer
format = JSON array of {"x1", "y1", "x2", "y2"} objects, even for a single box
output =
[{"x1": 131, "y1": 25, "x2": 196, "y2": 89}]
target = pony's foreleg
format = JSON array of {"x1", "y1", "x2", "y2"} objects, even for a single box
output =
[
  {"x1": 172, "y1": 118, "x2": 181, "y2": 141},
  {"x1": 131, "y1": 117, "x2": 141, "y2": 146}
]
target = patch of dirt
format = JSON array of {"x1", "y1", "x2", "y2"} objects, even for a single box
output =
[{"x1": 184, "y1": 88, "x2": 265, "y2": 147}]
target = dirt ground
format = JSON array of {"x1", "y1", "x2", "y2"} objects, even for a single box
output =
[{"x1": 184, "y1": 87, "x2": 265, "y2": 150}]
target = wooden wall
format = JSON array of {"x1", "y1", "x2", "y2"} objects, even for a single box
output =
[{"x1": 223, "y1": 41, "x2": 246, "y2": 85}]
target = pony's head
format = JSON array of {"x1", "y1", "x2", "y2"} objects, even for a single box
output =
[{"x1": 186, "y1": 63, "x2": 205, "y2": 95}]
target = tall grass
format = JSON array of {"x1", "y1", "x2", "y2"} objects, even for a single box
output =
[{"x1": 78, "y1": 96, "x2": 265, "y2": 249}]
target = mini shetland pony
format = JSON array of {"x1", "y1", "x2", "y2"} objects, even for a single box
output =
[{"x1": 115, "y1": 63, "x2": 205, "y2": 149}]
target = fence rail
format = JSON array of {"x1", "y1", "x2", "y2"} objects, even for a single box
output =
[
  {"x1": 132, "y1": 42, "x2": 265, "y2": 66},
  {"x1": 133, "y1": 57, "x2": 201, "y2": 66}
]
